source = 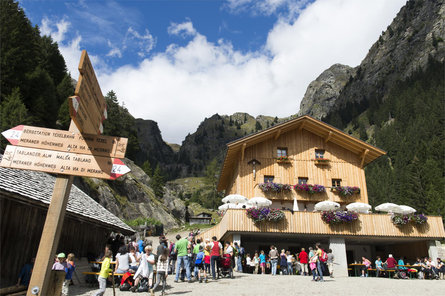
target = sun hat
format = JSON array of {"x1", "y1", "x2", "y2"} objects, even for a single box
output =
[{"x1": 57, "y1": 252, "x2": 66, "y2": 258}]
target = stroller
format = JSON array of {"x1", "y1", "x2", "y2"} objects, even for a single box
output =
[
  {"x1": 217, "y1": 254, "x2": 233, "y2": 278},
  {"x1": 218, "y1": 254, "x2": 234, "y2": 279}
]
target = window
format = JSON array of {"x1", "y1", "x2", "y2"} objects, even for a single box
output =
[
  {"x1": 298, "y1": 177, "x2": 308, "y2": 185},
  {"x1": 264, "y1": 175, "x2": 274, "y2": 183},
  {"x1": 277, "y1": 147, "x2": 288, "y2": 157},
  {"x1": 315, "y1": 149, "x2": 325, "y2": 159},
  {"x1": 332, "y1": 179, "x2": 341, "y2": 187}
]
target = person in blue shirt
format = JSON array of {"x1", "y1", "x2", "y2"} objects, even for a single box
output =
[
  {"x1": 398, "y1": 257, "x2": 407, "y2": 270},
  {"x1": 259, "y1": 250, "x2": 266, "y2": 274},
  {"x1": 17, "y1": 258, "x2": 35, "y2": 287}
]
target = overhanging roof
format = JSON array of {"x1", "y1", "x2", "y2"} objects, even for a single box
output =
[
  {"x1": 217, "y1": 115, "x2": 386, "y2": 191},
  {"x1": 0, "y1": 156, "x2": 134, "y2": 235}
]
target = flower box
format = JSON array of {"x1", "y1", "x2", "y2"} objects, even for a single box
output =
[
  {"x1": 258, "y1": 182, "x2": 292, "y2": 193},
  {"x1": 331, "y1": 186, "x2": 360, "y2": 197},
  {"x1": 293, "y1": 184, "x2": 326, "y2": 195},
  {"x1": 276, "y1": 156, "x2": 291, "y2": 163},
  {"x1": 313, "y1": 158, "x2": 330, "y2": 165},
  {"x1": 321, "y1": 210, "x2": 359, "y2": 225},
  {"x1": 391, "y1": 213, "x2": 428, "y2": 226},
  {"x1": 246, "y1": 208, "x2": 285, "y2": 224}
]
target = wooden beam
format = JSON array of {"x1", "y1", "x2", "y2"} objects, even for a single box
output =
[
  {"x1": 274, "y1": 129, "x2": 282, "y2": 140},
  {"x1": 241, "y1": 143, "x2": 246, "y2": 161},
  {"x1": 298, "y1": 122, "x2": 305, "y2": 131},
  {"x1": 324, "y1": 131, "x2": 333, "y2": 143},
  {"x1": 360, "y1": 149, "x2": 369, "y2": 168}
]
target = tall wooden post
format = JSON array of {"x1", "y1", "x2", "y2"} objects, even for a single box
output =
[{"x1": 26, "y1": 123, "x2": 79, "y2": 296}]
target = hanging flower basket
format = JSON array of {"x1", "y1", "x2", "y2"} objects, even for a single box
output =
[
  {"x1": 321, "y1": 211, "x2": 359, "y2": 225},
  {"x1": 276, "y1": 156, "x2": 290, "y2": 163},
  {"x1": 331, "y1": 186, "x2": 360, "y2": 197},
  {"x1": 258, "y1": 182, "x2": 292, "y2": 193},
  {"x1": 246, "y1": 208, "x2": 285, "y2": 223},
  {"x1": 313, "y1": 158, "x2": 330, "y2": 165},
  {"x1": 293, "y1": 184, "x2": 326, "y2": 195},
  {"x1": 391, "y1": 213, "x2": 428, "y2": 226}
]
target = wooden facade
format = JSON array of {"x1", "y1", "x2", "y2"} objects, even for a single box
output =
[
  {"x1": 199, "y1": 210, "x2": 445, "y2": 241},
  {"x1": 219, "y1": 116, "x2": 386, "y2": 208},
  {"x1": 210, "y1": 116, "x2": 445, "y2": 247}
]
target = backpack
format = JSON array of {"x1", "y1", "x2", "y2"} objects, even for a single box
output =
[
  {"x1": 320, "y1": 250, "x2": 328, "y2": 262},
  {"x1": 195, "y1": 252, "x2": 204, "y2": 265},
  {"x1": 119, "y1": 283, "x2": 131, "y2": 291}
]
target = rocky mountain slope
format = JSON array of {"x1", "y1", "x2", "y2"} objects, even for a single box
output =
[
  {"x1": 327, "y1": 0, "x2": 444, "y2": 120},
  {"x1": 298, "y1": 64, "x2": 355, "y2": 119},
  {"x1": 73, "y1": 158, "x2": 188, "y2": 229}
]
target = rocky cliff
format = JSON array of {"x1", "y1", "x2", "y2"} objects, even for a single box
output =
[
  {"x1": 298, "y1": 64, "x2": 355, "y2": 119},
  {"x1": 331, "y1": 0, "x2": 444, "y2": 112},
  {"x1": 74, "y1": 158, "x2": 185, "y2": 229},
  {"x1": 134, "y1": 119, "x2": 178, "y2": 179}
]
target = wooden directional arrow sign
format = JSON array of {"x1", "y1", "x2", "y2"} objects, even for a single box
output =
[
  {"x1": 2, "y1": 125, "x2": 127, "y2": 158},
  {"x1": 70, "y1": 50, "x2": 107, "y2": 135},
  {"x1": 1, "y1": 145, "x2": 130, "y2": 180}
]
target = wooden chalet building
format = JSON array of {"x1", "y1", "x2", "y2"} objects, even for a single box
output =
[
  {"x1": 0, "y1": 161, "x2": 134, "y2": 286},
  {"x1": 199, "y1": 115, "x2": 445, "y2": 276}
]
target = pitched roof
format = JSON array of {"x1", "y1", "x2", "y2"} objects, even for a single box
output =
[
  {"x1": 218, "y1": 115, "x2": 386, "y2": 191},
  {"x1": 0, "y1": 156, "x2": 134, "y2": 234}
]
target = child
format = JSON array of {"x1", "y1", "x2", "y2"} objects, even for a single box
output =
[
  {"x1": 259, "y1": 250, "x2": 266, "y2": 274},
  {"x1": 195, "y1": 246, "x2": 207, "y2": 283},
  {"x1": 132, "y1": 246, "x2": 155, "y2": 292},
  {"x1": 52, "y1": 253, "x2": 67, "y2": 270},
  {"x1": 62, "y1": 253, "x2": 75, "y2": 296},
  {"x1": 309, "y1": 254, "x2": 318, "y2": 281},
  {"x1": 204, "y1": 244, "x2": 211, "y2": 275},
  {"x1": 94, "y1": 250, "x2": 112, "y2": 296},
  {"x1": 150, "y1": 247, "x2": 169, "y2": 296}
]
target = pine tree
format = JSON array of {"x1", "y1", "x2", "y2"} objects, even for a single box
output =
[
  {"x1": 150, "y1": 165, "x2": 165, "y2": 197},
  {"x1": 142, "y1": 160, "x2": 153, "y2": 177}
]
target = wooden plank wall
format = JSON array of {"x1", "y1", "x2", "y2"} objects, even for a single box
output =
[
  {"x1": 1, "y1": 197, "x2": 112, "y2": 287},
  {"x1": 235, "y1": 129, "x2": 368, "y2": 204},
  {"x1": 200, "y1": 209, "x2": 445, "y2": 240}
]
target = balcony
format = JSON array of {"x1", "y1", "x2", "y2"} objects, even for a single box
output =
[{"x1": 199, "y1": 209, "x2": 445, "y2": 241}]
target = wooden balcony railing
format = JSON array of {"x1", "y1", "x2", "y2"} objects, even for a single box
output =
[{"x1": 198, "y1": 209, "x2": 445, "y2": 241}]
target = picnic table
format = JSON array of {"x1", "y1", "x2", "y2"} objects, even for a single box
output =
[{"x1": 348, "y1": 264, "x2": 365, "y2": 277}]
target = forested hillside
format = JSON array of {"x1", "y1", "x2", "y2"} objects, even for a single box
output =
[
  {"x1": 0, "y1": 0, "x2": 73, "y2": 144},
  {"x1": 363, "y1": 59, "x2": 444, "y2": 217}
]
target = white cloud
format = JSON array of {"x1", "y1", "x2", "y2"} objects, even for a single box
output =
[
  {"x1": 167, "y1": 21, "x2": 197, "y2": 37},
  {"x1": 51, "y1": 0, "x2": 406, "y2": 144},
  {"x1": 40, "y1": 17, "x2": 70, "y2": 43},
  {"x1": 125, "y1": 27, "x2": 156, "y2": 58},
  {"x1": 106, "y1": 40, "x2": 122, "y2": 58}
]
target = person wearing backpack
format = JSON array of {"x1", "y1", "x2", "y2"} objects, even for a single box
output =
[
  {"x1": 195, "y1": 246, "x2": 207, "y2": 283},
  {"x1": 315, "y1": 243, "x2": 325, "y2": 282}
]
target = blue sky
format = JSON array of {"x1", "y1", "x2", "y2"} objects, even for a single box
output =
[{"x1": 19, "y1": 0, "x2": 406, "y2": 144}]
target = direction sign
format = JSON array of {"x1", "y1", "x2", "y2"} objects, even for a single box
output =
[
  {"x1": 71, "y1": 50, "x2": 107, "y2": 134},
  {"x1": 1, "y1": 145, "x2": 131, "y2": 180},
  {"x1": 69, "y1": 96, "x2": 102, "y2": 134},
  {"x1": 2, "y1": 125, "x2": 127, "y2": 158}
]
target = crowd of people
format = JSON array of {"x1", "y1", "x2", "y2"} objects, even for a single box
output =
[
  {"x1": 16, "y1": 233, "x2": 444, "y2": 296},
  {"x1": 359, "y1": 254, "x2": 445, "y2": 279}
]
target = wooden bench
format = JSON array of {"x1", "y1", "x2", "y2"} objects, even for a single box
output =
[{"x1": 386, "y1": 269, "x2": 396, "y2": 278}]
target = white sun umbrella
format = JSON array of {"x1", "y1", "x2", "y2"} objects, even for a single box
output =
[
  {"x1": 375, "y1": 203, "x2": 400, "y2": 213},
  {"x1": 247, "y1": 197, "x2": 272, "y2": 208},
  {"x1": 222, "y1": 194, "x2": 248, "y2": 204},
  {"x1": 346, "y1": 202, "x2": 372, "y2": 213},
  {"x1": 314, "y1": 201, "x2": 340, "y2": 211},
  {"x1": 395, "y1": 205, "x2": 416, "y2": 214},
  {"x1": 293, "y1": 198, "x2": 300, "y2": 211},
  {"x1": 218, "y1": 203, "x2": 237, "y2": 210},
  {"x1": 235, "y1": 203, "x2": 252, "y2": 209}
]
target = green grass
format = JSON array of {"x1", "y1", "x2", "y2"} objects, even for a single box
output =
[
  {"x1": 124, "y1": 217, "x2": 162, "y2": 227},
  {"x1": 169, "y1": 222, "x2": 215, "y2": 233}
]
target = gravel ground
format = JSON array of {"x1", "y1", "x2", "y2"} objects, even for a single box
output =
[{"x1": 70, "y1": 273, "x2": 444, "y2": 296}]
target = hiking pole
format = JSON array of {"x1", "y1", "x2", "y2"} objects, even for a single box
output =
[{"x1": 111, "y1": 270, "x2": 116, "y2": 296}]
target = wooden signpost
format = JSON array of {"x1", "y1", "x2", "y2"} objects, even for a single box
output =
[
  {"x1": 1, "y1": 145, "x2": 130, "y2": 179},
  {"x1": 0, "y1": 50, "x2": 130, "y2": 295},
  {"x1": 2, "y1": 125, "x2": 127, "y2": 158}
]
